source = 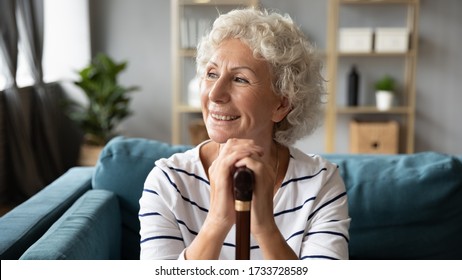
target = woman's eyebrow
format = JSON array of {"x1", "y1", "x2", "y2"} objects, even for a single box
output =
[{"x1": 208, "y1": 61, "x2": 257, "y2": 75}]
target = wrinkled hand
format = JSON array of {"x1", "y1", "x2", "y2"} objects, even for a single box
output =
[
  {"x1": 207, "y1": 139, "x2": 263, "y2": 230},
  {"x1": 186, "y1": 138, "x2": 293, "y2": 260},
  {"x1": 208, "y1": 138, "x2": 278, "y2": 238}
]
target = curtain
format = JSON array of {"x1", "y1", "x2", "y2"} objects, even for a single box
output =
[
  {"x1": 0, "y1": 0, "x2": 82, "y2": 204},
  {"x1": 0, "y1": 0, "x2": 19, "y2": 203}
]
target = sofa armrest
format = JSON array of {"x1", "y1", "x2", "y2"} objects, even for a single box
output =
[
  {"x1": 20, "y1": 189, "x2": 121, "y2": 260},
  {"x1": 0, "y1": 167, "x2": 94, "y2": 259}
]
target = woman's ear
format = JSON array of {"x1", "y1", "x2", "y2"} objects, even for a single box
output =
[{"x1": 272, "y1": 96, "x2": 291, "y2": 123}]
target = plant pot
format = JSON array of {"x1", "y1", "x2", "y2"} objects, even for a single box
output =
[
  {"x1": 376, "y1": 90, "x2": 394, "y2": 111},
  {"x1": 79, "y1": 144, "x2": 104, "y2": 166}
]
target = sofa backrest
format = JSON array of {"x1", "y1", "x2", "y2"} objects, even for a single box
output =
[
  {"x1": 324, "y1": 152, "x2": 462, "y2": 259},
  {"x1": 92, "y1": 137, "x2": 191, "y2": 259}
]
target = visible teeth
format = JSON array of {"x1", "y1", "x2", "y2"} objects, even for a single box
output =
[{"x1": 211, "y1": 113, "x2": 238, "y2": 121}]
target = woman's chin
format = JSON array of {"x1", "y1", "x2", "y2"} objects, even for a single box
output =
[
  {"x1": 207, "y1": 130, "x2": 238, "y2": 143},
  {"x1": 208, "y1": 134, "x2": 230, "y2": 144}
]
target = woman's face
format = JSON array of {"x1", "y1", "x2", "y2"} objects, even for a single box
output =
[{"x1": 200, "y1": 39, "x2": 288, "y2": 144}]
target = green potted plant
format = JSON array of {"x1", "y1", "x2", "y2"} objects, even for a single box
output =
[
  {"x1": 374, "y1": 75, "x2": 395, "y2": 111},
  {"x1": 70, "y1": 53, "x2": 139, "y2": 165},
  {"x1": 71, "y1": 53, "x2": 139, "y2": 146}
]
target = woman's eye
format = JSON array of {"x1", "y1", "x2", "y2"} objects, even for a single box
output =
[
  {"x1": 234, "y1": 77, "x2": 249, "y2": 84},
  {"x1": 206, "y1": 72, "x2": 218, "y2": 79}
]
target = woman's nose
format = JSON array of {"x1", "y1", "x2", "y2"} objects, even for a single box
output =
[{"x1": 208, "y1": 77, "x2": 231, "y2": 103}]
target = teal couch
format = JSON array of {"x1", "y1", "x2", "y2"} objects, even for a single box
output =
[{"x1": 1, "y1": 136, "x2": 461, "y2": 260}]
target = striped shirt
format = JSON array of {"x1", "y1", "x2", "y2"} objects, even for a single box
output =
[{"x1": 139, "y1": 143, "x2": 350, "y2": 260}]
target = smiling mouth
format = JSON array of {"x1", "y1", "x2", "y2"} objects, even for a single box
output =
[{"x1": 211, "y1": 113, "x2": 239, "y2": 121}]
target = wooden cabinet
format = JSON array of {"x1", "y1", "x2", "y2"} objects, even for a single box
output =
[
  {"x1": 170, "y1": 0, "x2": 259, "y2": 145},
  {"x1": 325, "y1": 0, "x2": 420, "y2": 153}
]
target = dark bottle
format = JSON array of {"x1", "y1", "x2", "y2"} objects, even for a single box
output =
[{"x1": 347, "y1": 65, "x2": 359, "y2": 106}]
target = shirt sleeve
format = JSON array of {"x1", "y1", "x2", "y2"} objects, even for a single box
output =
[{"x1": 299, "y1": 165, "x2": 351, "y2": 260}]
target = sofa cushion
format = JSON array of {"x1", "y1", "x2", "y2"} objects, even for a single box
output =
[
  {"x1": 92, "y1": 136, "x2": 191, "y2": 259},
  {"x1": 323, "y1": 152, "x2": 462, "y2": 259},
  {"x1": 0, "y1": 167, "x2": 93, "y2": 259},
  {"x1": 20, "y1": 189, "x2": 120, "y2": 259}
]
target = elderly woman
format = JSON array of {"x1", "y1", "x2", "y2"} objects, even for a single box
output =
[{"x1": 139, "y1": 8, "x2": 350, "y2": 260}]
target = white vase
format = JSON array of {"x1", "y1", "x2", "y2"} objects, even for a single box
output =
[
  {"x1": 376, "y1": 90, "x2": 394, "y2": 111},
  {"x1": 187, "y1": 76, "x2": 201, "y2": 108}
]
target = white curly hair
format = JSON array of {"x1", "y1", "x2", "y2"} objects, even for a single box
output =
[{"x1": 196, "y1": 8, "x2": 326, "y2": 146}]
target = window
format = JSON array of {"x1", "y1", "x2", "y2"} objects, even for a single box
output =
[{"x1": 0, "y1": 0, "x2": 91, "y2": 91}]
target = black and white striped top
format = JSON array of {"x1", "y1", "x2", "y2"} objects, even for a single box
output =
[{"x1": 139, "y1": 143, "x2": 350, "y2": 260}]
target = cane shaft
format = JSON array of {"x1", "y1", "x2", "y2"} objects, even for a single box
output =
[
  {"x1": 234, "y1": 167, "x2": 254, "y2": 260},
  {"x1": 235, "y1": 210, "x2": 251, "y2": 260}
]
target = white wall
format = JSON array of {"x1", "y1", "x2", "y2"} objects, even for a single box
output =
[
  {"x1": 414, "y1": 0, "x2": 462, "y2": 153},
  {"x1": 90, "y1": 0, "x2": 173, "y2": 143}
]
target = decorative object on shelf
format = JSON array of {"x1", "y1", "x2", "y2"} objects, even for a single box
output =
[
  {"x1": 350, "y1": 120, "x2": 399, "y2": 154},
  {"x1": 69, "y1": 53, "x2": 139, "y2": 165},
  {"x1": 187, "y1": 76, "x2": 201, "y2": 108},
  {"x1": 375, "y1": 28, "x2": 409, "y2": 53},
  {"x1": 347, "y1": 65, "x2": 360, "y2": 106},
  {"x1": 374, "y1": 75, "x2": 395, "y2": 111},
  {"x1": 180, "y1": 18, "x2": 189, "y2": 49},
  {"x1": 339, "y1": 28, "x2": 373, "y2": 53},
  {"x1": 180, "y1": 18, "x2": 211, "y2": 49}
]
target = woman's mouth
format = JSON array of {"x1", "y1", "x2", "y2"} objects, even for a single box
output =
[{"x1": 210, "y1": 113, "x2": 239, "y2": 121}]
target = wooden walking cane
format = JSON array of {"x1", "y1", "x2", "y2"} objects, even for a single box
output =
[{"x1": 233, "y1": 166, "x2": 254, "y2": 260}]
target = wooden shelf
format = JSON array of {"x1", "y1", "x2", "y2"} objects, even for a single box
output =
[
  {"x1": 336, "y1": 106, "x2": 411, "y2": 114},
  {"x1": 325, "y1": 0, "x2": 420, "y2": 154},
  {"x1": 179, "y1": 0, "x2": 257, "y2": 6},
  {"x1": 337, "y1": 51, "x2": 415, "y2": 57},
  {"x1": 340, "y1": 0, "x2": 418, "y2": 5},
  {"x1": 179, "y1": 49, "x2": 197, "y2": 57},
  {"x1": 176, "y1": 104, "x2": 202, "y2": 113}
]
